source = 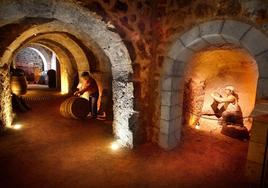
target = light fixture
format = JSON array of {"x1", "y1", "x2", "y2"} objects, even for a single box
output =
[
  {"x1": 110, "y1": 141, "x2": 120, "y2": 151},
  {"x1": 13, "y1": 123, "x2": 22, "y2": 130},
  {"x1": 195, "y1": 122, "x2": 200, "y2": 130}
]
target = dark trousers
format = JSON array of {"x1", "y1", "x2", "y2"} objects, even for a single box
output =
[
  {"x1": 211, "y1": 100, "x2": 243, "y2": 125},
  {"x1": 211, "y1": 100, "x2": 225, "y2": 118},
  {"x1": 90, "y1": 92, "x2": 99, "y2": 117}
]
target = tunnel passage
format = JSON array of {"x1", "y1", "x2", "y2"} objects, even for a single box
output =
[
  {"x1": 2, "y1": 20, "x2": 114, "y2": 126},
  {"x1": 13, "y1": 45, "x2": 58, "y2": 87},
  {"x1": 0, "y1": 0, "x2": 135, "y2": 148}
]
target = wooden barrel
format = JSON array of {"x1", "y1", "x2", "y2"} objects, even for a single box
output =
[
  {"x1": 47, "y1": 69, "x2": 56, "y2": 88},
  {"x1": 11, "y1": 75, "x2": 27, "y2": 95},
  {"x1": 60, "y1": 97, "x2": 90, "y2": 119}
]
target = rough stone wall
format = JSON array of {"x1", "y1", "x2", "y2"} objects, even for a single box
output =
[
  {"x1": 29, "y1": 45, "x2": 53, "y2": 70},
  {"x1": 0, "y1": 63, "x2": 12, "y2": 128},
  {"x1": 182, "y1": 79, "x2": 206, "y2": 127},
  {"x1": 77, "y1": 0, "x2": 268, "y2": 144},
  {"x1": 15, "y1": 47, "x2": 44, "y2": 72},
  {"x1": 0, "y1": 0, "x2": 136, "y2": 147},
  {"x1": 76, "y1": 0, "x2": 155, "y2": 143},
  {"x1": 149, "y1": 0, "x2": 268, "y2": 143},
  {"x1": 0, "y1": 0, "x2": 268, "y2": 145}
]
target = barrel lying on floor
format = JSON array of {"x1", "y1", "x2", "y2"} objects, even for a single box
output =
[{"x1": 60, "y1": 97, "x2": 90, "y2": 119}]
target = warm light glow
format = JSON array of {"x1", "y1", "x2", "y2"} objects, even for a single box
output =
[
  {"x1": 184, "y1": 47, "x2": 258, "y2": 133},
  {"x1": 195, "y1": 122, "x2": 200, "y2": 130},
  {"x1": 110, "y1": 141, "x2": 120, "y2": 151},
  {"x1": 28, "y1": 47, "x2": 48, "y2": 71},
  {"x1": 61, "y1": 71, "x2": 69, "y2": 94},
  {"x1": 13, "y1": 123, "x2": 22, "y2": 130},
  {"x1": 186, "y1": 48, "x2": 258, "y2": 118},
  {"x1": 189, "y1": 115, "x2": 195, "y2": 126}
]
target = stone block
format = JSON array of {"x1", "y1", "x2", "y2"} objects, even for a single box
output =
[
  {"x1": 258, "y1": 78, "x2": 268, "y2": 98},
  {"x1": 256, "y1": 51, "x2": 268, "y2": 78},
  {"x1": 247, "y1": 141, "x2": 266, "y2": 164},
  {"x1": 172, "y1": 91, "x2": 181, "y2": 105},
  {"x1": 221, "y1": 20, "x2": 251, "y2": 43},
  {"x1": 161, "y1": 91, "x2": 172, "y2": 106},
  {"x1": 180, "y1": 26, "x2": 200, "y2": 47},
  {"x1": 176, "y1": 47, "x2": 194, "y2": 62},
  {"x1": 173, "y1": 61, "x2": 186, "y2": 76},
  {"x1": 199, "y1": 20, "x2": 223, "y2": 36},
  {"x1": 170, "y1": 105, "x2": 182, "y2": 120},
  {"x1": 251, "y1": 120, "x2": 268, "y2": 144},
  {"x1": 161, "y1": 91, "x2": 179, "y2": 106},
  {"x1": 160, "y1": 105, "x2": 181, "y2": 120},
  {"x1": 241, "y1": 27, "x2": 268, "y2": 56},
  {"x1": 254, "y1": 102, "x2": 268, "y2": 113},
  {"x1": 167, "y1": 40, "x2": 184, "y2": 60},
  {"x1": 162, "y1": 58, "x2": 175, "y2": 76},
  {"x1": 202, "y1": 34, "x2": 226, "y2": 45},
  {"x1": 161, "y1": 105, "x2": 171, "y2": 120},
  {"x1": 158, "y1": 132, "x2": 178, "y2": 150},
  {"x1": 256, "y1": 79, "x2": 263, "y2": 100},
  {"x1": 186, "y1": 37, "x2": 208, "y2": 52},
  {"x1": 246, "y1": 160, "x2": 263, "y2": 183},
  {"x1": 172, "y1": 76, "x2": 184, "y2": 91},
  {"x1": 160, "y1": 119, "x2": 175, "y2": 135},
  {"x1": 161, "y1": 76, "x2": 172, "y2": 91}
]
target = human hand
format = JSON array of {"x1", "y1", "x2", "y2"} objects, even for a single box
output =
[
  {"x1": 74, "y1": 91, "x2": 80, "y2": 96},
  {"x1": 210, "y1": 93, "x2": 215, "y2": 98}
]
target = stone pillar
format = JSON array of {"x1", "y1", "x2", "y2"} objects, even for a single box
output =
[
  {"x1": 0, "y1": 64, "x2": 13, "y2": 130},
  {"x1": 246, "y1": 102, "x2": 268, "y2": 185}
]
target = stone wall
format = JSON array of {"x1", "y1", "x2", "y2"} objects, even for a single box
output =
[
  {"x1": 0, "y1": 0, "x2": 135, "y2": 147},
  {"x1": 0, "y1": 63, "x2": 12, "y2": 129},
  {"x1": 77, "y1": 0, "x2": 268, "y2": 144},
  {"x1": 246, "y1": 102, "x2": 268, "y2": 184},
  {"x1": 15, "y1": 47, "x2": 45, "y2": 83},
  {"x1": 16, "y1": 48, "x2": 44, "y2": 70},
  {"x1": 76, "y1": 0, "x2": 155, "y2": 143},
  {"x1": 150, "y1": 0, "x2": 268, "y2": 144},
  {"x1": 0, "y1": 0, "x2": 268, "y2": 146}
]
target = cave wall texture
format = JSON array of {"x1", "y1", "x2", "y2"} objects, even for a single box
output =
[{"x1": 0, "y1": 0, "x2": 268, "y2": 146}]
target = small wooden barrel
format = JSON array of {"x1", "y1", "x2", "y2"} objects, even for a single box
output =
[
  {"x1": 60, "y1": 97, "x2": 90, "y2": 119},
  {"x1": 11, "y1": 75, "x2": 27, "y2": 95}
]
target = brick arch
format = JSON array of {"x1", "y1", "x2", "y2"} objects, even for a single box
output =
[
  {"x1": 0, "y1": 0, "x2": 135, "y2": 148},
  {"x1": 160, "y1": 19, "x2": 268, "y2": 150}
]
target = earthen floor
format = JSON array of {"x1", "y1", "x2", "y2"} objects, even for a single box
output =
[{"x1": 0, "y1": 96, "x2": 253, "y2": 188}]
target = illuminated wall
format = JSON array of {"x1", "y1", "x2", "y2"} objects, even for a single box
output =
[
  {"x1": 0, "y1": 1, "x2": 135, "y2": 148},
  {"x1": 185, "y1": 47, "x2": 258, "y2": 121},
  {"x1": 170, "y1": 46, "x2": 260, "y2": 133},
  {"x1": 160, "y1": 19, "x2": 268, "y2": 150}
]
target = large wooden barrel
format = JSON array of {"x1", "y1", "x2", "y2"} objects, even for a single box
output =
[
  {"x1": 11, "y1": 75, "x2": 27, "y2": 95},
  {"x1": 47, "y1": 69, "x2": 56, "y2": 88},
  {"x1": 60, "y1": 97, "x2": 90, "y2": 119}
]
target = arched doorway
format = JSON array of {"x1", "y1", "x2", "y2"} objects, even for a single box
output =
[
  {"x1": 0, "y1": 1, "x2": 135, "y2": 148},
  {"x1": 183, "y1": 45, "x2": 258, "y2": 132},
  {"x1": 160, "y1": 20, "x2": 268, "y2": 149}
]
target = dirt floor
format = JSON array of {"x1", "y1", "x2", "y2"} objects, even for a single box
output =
[{"x1": 0, "y1": 93, "x2": 254, "y2": 188}]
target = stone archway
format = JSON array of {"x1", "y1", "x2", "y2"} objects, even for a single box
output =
[
  {"x1": 160, "y1": 19, "x2": 268, "y2": 150},
  {"x1": 0, "y1": 0, "x2": 135, "y2": 148}
]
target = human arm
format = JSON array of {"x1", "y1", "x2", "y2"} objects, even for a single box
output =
[
  {"x1": 211, "y1": 93, "x2": 235, "y2": 103},
  {"x1": 75, "y1": 82, "x2": 91, "y2": 96}
]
